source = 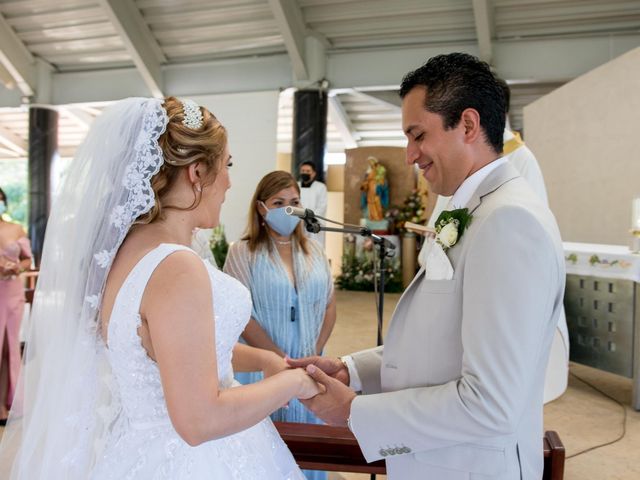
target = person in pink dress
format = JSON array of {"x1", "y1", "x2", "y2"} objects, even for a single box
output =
[{"x1": 0, "y1": 187, "x2": 32, "y2": 425}]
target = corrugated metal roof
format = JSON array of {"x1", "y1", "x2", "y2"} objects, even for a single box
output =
[{"x1": 0, "y1": 0, "x2": 638, "y2": 160}]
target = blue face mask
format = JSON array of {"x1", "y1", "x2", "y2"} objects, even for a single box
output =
[
  {"x1": 0, "y1": 201, "x2": 6, "y2": 216},
  {"x1": 262, "y1": 202, "x2": 300, "y2": 237}
]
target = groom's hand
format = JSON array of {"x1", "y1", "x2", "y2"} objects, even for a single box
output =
[
  {"x1": 301, "y1": 365, "x2": 356, "y2": 427},
  {"x1": 286, "y1": 356, "x2": 350, "y2": 386}
]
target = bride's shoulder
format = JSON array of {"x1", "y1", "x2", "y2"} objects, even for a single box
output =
[
  {"x1": 121, "y1": 239, "x2": 207, "y2": 292},
  {"x1": 142, "y1": 248, "x2": 211, "y2": 310},
  {"x1": 151, "y1": 247, "x2": 207, "y2": 280}
]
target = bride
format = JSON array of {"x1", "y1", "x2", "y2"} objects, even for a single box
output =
[{"x1": 0, "y1": 97, "x2": 322, "y2": 479}]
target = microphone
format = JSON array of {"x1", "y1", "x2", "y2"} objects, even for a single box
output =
[{"x1": 285, "y1": 206, "x2": 316, "y2": 219}]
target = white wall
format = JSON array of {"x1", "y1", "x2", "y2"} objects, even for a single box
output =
[
  {"x1": 524, "y1": 47, "x2": 640, "y2": 245},
  {"x1": 192, "y1": 91, "x2": 280, "y2": 244}
]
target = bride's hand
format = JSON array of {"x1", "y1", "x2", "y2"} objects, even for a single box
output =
[
  {"x1": 293, "y1": 368, "x2": 325, "y2": 400},
  {"x1": 262, "y1": 352, "x2": 288, "y2": 379}
]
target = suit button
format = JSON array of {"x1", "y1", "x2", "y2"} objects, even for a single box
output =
[{"x1": 379, "y1": 449, "x2": 388, "y2": 457}]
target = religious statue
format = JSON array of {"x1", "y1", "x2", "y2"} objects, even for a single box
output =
[{"x1": 360, "y1": 156, "x2": 389, "y2": 230}]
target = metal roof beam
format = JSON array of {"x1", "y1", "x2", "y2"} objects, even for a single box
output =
[
  {"x1": 268, "y1": 0, "x2": 309, "y2": 80},
  {"x1": 472, "y1": 0, "x2": 494, "y2": 64},
  {"x1": 99, "y1": 0, "x2": 166, "y2": 98},
  {"x1": 350, "y1": 89, "x2": 401, "y2": 113},
  {"x1": 0, "y1": 13, "x2": 35, "y2": 97},
  {"x1": 0, "y1": 124, "x2": 27, "y2": 155},
  {"x1": 328, "y1": 94, "x2": 359, "y2": 149},
  {"x1": 0, "y1": 63, "x2": 16, "y2": 89},
  {"x1": 63, "y1": 107, "x2": 94, "y2": 130}
]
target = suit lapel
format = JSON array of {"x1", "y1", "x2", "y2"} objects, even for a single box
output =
[
  {"x1": 396, "y1": 163, "x2": 520, "y2": 308},
  {"x1": 465, "y1": 162, "x2": 520, "y2": 215}
]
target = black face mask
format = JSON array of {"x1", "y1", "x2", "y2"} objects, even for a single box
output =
[{"x1": 300, "y1": 173, "x2": 312, "y2": 185}]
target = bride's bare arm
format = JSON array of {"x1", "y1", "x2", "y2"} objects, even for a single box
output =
[
  {"x1": 142, "y1": 251, "x2": 321, "y2": 446},
  {"x1": 232, "y1": 343, "x2": 287, "y2": 377}
]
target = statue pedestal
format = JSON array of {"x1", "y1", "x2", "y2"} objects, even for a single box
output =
[
  {"x1": 362, "y1": 218, "x2": 389, "y2": 232},
  {"x1": 401, "y1": 232, "x2": 418, "y2": 287}
]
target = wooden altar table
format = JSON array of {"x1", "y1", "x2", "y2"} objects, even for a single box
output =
[{"x1": 275, "y1": 422, "x2": 565, "y2": 479}]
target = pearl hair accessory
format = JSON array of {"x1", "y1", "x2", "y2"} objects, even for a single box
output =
[{"x1": 180, "y1": 99, "x2": 203, "y2": 130}]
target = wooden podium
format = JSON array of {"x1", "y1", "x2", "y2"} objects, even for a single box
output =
[{"x1": 275, "y1": 422, "x2": 565, "y2": 479}]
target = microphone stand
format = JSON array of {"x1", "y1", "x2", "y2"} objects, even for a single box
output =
[
  {"x1": 303, "y1": 214, "x2": 395, "y2": 347},
  {"x1": 303, "y1": 213, "x2": 393, "y2": 480}
]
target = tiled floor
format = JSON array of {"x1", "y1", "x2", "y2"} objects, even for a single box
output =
[
  {"x1": 1, "y1": 290, "x2": 638, "y2": 479},
  {"x1": 326, "y1": 290, "x2": 640, "y2": 480}
]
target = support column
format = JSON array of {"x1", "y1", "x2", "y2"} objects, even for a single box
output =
[
  {"x1": 28, "y1": 105, "x2": 58, "y2": 267},
  {"x1": 292, "y1": 89, "x2": 327, "y2": 182}
]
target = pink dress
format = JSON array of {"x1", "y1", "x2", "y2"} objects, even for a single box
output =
[{"x1": 0, "y1": 236, "x2": 31, "y2": 409}]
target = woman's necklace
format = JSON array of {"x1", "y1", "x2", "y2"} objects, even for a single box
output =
[{"x1": 275, "y1": 238, "x2": 292, "y2": 245}]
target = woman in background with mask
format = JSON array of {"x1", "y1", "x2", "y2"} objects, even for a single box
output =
[
  {"x1": 224, "y1": 171, "x2": 335, "y2": 480},
  {"x1": 0, "y1": 187, "x2": 32, "y2": 425}
]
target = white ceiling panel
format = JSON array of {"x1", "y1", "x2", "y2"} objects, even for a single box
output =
[
  {"x1": 2, "y1": 5, "x2": 107, "y2": 30},
  {"x1": 494, "y1": 0, "x2": 640, "y2": 39},
  {"x1": 0, "y1": 1, "x2": 132, "y2": 70},
  {"x1": 302, "y1": 0, "x2": 475, "y2": 49},
  {"x1": 17, "y1": 22, "x2": 118, "y2": 43},
  {"x1": 136, "y1": 0, "x2": 285, "y2": 62}
]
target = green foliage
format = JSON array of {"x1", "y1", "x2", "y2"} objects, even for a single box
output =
[
  {"x1": 336, "y1": 249, "x2": 403, "y2": 293},
  {"x1": 588, "y1": 254, "x2": 618, "y2": 267},
  {"x1": 434, "y1": 208, "x2": 472, "y2": 235},
  {"x1": 209, "y1": 225, "x2": 229, "y2": 268},
  {"x1": 0, "y1": 160, "x2": 28, "y2": 227}
]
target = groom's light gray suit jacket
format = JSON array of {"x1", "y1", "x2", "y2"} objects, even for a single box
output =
[{"x1": 349, "y1": 163, "x2": 565, "y2": 480}]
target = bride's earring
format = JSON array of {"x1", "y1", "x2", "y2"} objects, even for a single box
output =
[{"x1": 195, "y1": 183, "x2": 202, "y2": 193}]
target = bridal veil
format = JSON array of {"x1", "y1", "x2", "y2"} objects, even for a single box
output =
[{"x1": 0, "y1": 98, "x2": 169, "y2": 479}]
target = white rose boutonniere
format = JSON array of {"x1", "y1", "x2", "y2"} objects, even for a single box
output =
[
  {"x1": 437, "y1": 220, "x2": 459, "y2": 248},
  {"x1": 434, "y1": 208, "x2": 473, "y2": 251}
]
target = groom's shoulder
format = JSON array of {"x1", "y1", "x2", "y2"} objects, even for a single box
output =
[
  {"x1": 470, "y1": 180, "x2": 562, "y2": 252},
  {"x1": 459, "y1": 207, "x2": 562, "y2": 284},
  {"x1": 479, "y1": 176, "x2": 551, "y2": 223}
]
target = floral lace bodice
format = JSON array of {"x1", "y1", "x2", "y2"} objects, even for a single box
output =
[{"x1": 106, "y1": 243, "x2": 251, "y2": 427}]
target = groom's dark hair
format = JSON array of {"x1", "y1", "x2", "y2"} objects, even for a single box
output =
[{"x1": 399, "y1": 52, "x2": 505, "y2": 154}]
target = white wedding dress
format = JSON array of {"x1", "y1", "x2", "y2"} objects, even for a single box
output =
[{"x1": 90, "y1": 243, "x2": 305, "y2": 479}]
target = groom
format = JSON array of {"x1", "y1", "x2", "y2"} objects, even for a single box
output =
[{"x1": 289, "y1": 53, "x2": 565, "y2": 480}]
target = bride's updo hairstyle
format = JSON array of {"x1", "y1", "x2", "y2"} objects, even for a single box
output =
[{"x1": 137, "y1": 96, "x2": 227, "y2": 224}]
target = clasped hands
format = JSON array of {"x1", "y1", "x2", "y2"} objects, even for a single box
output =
[{"x1": 286, "y1": 356, "x2": 356, "y2": 427}]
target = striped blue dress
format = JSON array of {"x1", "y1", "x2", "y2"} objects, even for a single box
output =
[{"x1": 224, "y1": 238, "x2": 333, "y2": 480}]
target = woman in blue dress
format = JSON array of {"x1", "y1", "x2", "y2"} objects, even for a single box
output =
[{"x1": 224, "y1": 171, "x2": 335, "y2": 480}]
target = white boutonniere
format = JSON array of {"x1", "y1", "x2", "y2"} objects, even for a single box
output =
[{"x1": 434, "y1": 208, "x2": 473, "y2": 251}]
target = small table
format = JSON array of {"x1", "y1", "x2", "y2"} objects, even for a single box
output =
[{"x1": 563, "y1": 242, "x2": 640, "y2": 409}]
